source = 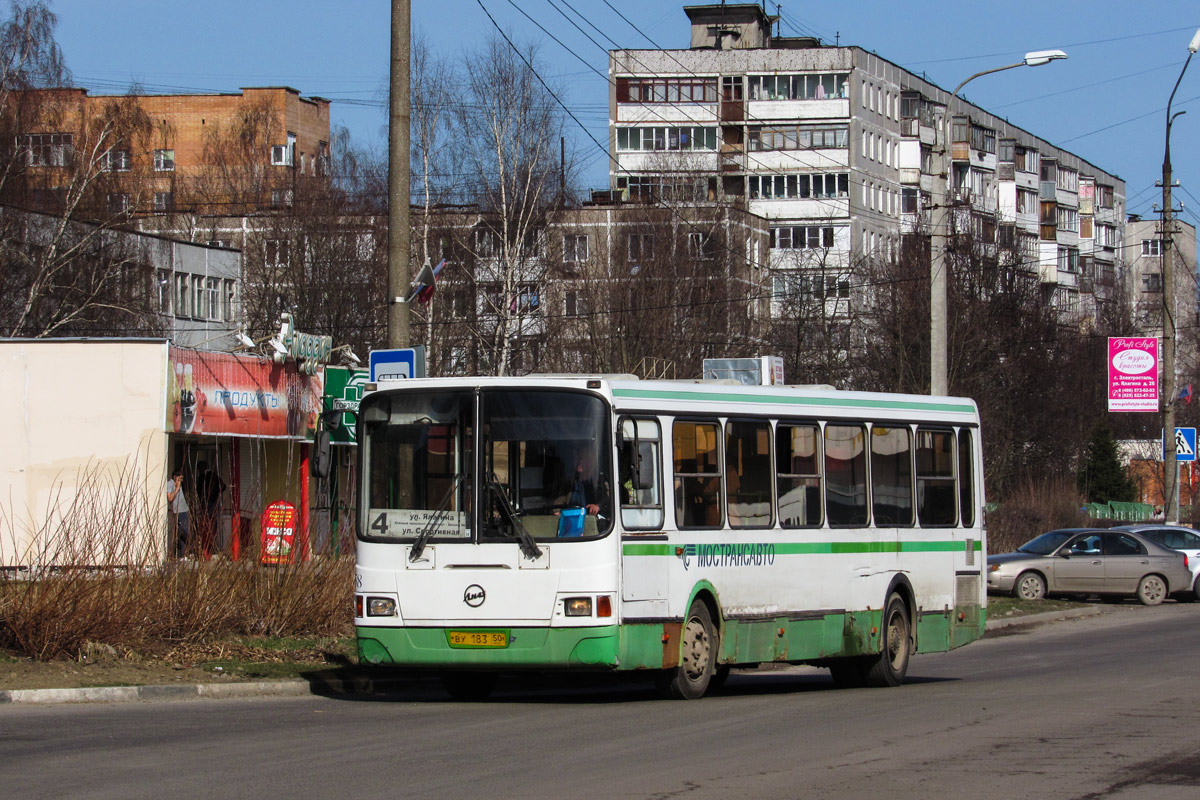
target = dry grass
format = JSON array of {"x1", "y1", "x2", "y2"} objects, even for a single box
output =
[
  {"x1": 0, "y1": 460, "x2": 353, "y2": 661},
  {"x1": 986, "y1": 478, "x2": 1088, "y2": 556}
]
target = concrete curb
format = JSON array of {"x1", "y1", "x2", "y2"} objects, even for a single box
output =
[{"x1": 985, "y1": 604, "x2": 1105, "y2": 631}]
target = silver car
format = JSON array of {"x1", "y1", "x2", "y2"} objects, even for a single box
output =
[
  {"x1": 987, "y1": 528, "x2": 1192, "y2": 605},
  {"x1": 1113, "y1": 524, "x2": 1200, "y2": 599}
]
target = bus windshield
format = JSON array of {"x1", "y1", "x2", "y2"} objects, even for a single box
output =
[{"x1": 360, "y1": 388, "x2": 613, "y2": 543}]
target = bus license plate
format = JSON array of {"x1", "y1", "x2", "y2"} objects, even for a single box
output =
[{"x1": 447, "y1": 630, "x2": 508, "y2": 648}]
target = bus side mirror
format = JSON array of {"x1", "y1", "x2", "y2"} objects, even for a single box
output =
[{"x1": 310, "y1": 410, "x2": 342, "y2": 479}]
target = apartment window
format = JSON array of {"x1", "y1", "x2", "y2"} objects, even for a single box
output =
[
  {"x1": 174, "y1": 273, "x2": 190, "y2": 317},
  {"x1": 317, "y1": 141, "x2": 330, "y2": 176},
  {"x1": 473, "y1": 228, "x2": 497, "y2": 258},
  {"x1": 106, "y1": 193, "x2": 130, "y2": 214},
  {"x1": 998, "y1": 139, "x2": 1015, "y2": 163},
  {"x1": 628, "y1": 232, "x2": 654, "y2": 262},
  {"x1": 748, "y1": 173, "x2": 849, "y2": 199},
  {"x1": 1056, "y1": 167, "x2": 1079, "y2": 192},
  {"x1": 271, "y1": 188, "x2": 294, "y2": 208},
  {"x1": 969, "y1": 123, "x2": 996, "y2": 154},
  {"x1": 616, "y1": 77, "x2": 718, "y2": 104},
  {"x1": 1142, "y1": 272, "x2": 1163, "y2": 292},
  {"x1": 1057, "y1": 207, "x2": 1079, "y2": 232},
  {"x1": 264, "y1": 239, "x2": 290, "y2": 267},
  {"x1": 563, "y1": 233, "x2": 589, "y2": 264},
  {"x1": 1142, "y1": 239, "x2": 1162, "y2": 257},
  {"x1": 271, "y1": 132, "x2": 296, "y2": 166},
  {"x1": 157, "y1": 269, "x2": 171, "y2": 314},
  {"x1": 154, "y1": 149, "x2": 175, "y2": 171},
  {"x1": 101, "y1": 148, "x2": 131, "y2": 172},
  {"x1": 513, "y1": 286, "x2": 540, "y2": 313},
  {"x1": 1097, "y1": 184, "x2": 1115, "y2": 209},
  {"x1": 748, "y1": 125, "x2": 848, "y2": 152},
  {"x1": 223, "y1": 279, "x2": 236, "y2": 322},
  {"x1": 746, "y1": 72, "x2": 850, "y2": 100},
  {"x1": 616, "y1": 126, "x2": 718, "y2": 151},
  {"x1": 771, "y1": 225, "x2": 837, "y2": 250},
  {"x1": 951, "y1": 118, "x2": 969, "y2": 144},
  {"x1": 1016, "y1": 188, "x2": 1038, "y2": 214},
  {"x1": 564, "y1": 289, "x2": 589, "y2": 317},
  {"x1": 901, "y1": 187, "x2": 919, "y2": 214},
  {"x1": 154, "y1": 191, "x2": 173, "y2": 212},
  {"x1": 207, "y1": 239, "x2": 231, "y2": 248},
  {"x1": 1015, "y1": 147, "x2": 1039, "y2": 174},
  {"x1": 687, "y1": 231, "x2": 715, "y2": 260},
  {"x1": 1098, "y1": 224, "x2": 1117, "y2": 248},
  {"x1": 1057, "y1": 246, "x2": 1080, "y2": 273},
  {"x1": 22, "y1": 133, "x2": 72, "y2": 167}
]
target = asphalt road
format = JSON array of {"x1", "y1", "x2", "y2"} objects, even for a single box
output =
[{"x1": 2, "y1": 604, "x2": 1199, "y2": 800}]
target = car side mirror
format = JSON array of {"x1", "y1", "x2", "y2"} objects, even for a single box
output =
[{"x1": 1058, "y1": 550, "x2": 1072, "y2": 559}]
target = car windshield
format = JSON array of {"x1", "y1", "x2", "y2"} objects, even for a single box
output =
[{"x1": 1017, "y1": 530, "x2": 1075, "y2": 555}]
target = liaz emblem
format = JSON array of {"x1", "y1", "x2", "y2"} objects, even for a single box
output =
[{"x1": 463, "y1": 584, "x2": 486, "y2": 607}]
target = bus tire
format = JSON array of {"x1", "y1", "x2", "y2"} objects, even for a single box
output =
[
  {"x1": 441, "y1": 671, "x2": 498, "y2": 701},
  {"x1": 863, "y1": 593, "x2": 911, "y2": 688},
  {"x1": 655, "y1": 599, "x2": 717, "y2": 700}
]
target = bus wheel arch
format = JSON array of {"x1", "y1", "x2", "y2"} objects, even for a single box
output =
[
  {"x1": 656, "y1": 588, "x2": 722, "y2": 700},
  {"x1": 883, "y1": 575, "x2": 917, "y2": 653}
]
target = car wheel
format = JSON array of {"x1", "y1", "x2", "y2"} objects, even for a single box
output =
[
  {"x1": 1194, "y1": 575, "x2": 1200, "y2": 602},
  {"x1": 1136, "y1": 574, "x2": 1167, "y2": 606},
  {"x1": 1013, "y1": 571, "x2": 1046, "y2": 601},
  {"x1": 863, "y1": 593, "x2": 912, "y2": 688},
  {"x1": 655, "y1": 599, "x2": 717, "y2": 700}
]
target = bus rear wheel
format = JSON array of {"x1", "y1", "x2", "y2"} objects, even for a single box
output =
[
  {"x1": 441, "y1": 671, "x2": 498, "y2": 701},
  {"x1": 863, "y1": 593, "x2": 911, "y2": 688},
  {"x1": 655, "y1": 599, "x2": 717, "y2": 700}
]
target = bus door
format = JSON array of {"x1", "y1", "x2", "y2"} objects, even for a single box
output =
[{"x1": 618, "y1": 417, "x2": 668, "y2": 614}]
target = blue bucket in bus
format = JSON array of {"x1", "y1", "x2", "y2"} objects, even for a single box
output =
[{"x1": 558, "y1": 507, "x2": 585, "y2": 537}]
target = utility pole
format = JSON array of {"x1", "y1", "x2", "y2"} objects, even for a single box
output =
[{"x1": 387, "y1": 0, "x2": 411, "y2": 348}]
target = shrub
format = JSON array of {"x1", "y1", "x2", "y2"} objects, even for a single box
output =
[{"x1": 986, "y1": 478, "x2": 1087, "y2": 556}]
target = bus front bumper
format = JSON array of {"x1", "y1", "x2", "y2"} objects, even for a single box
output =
[{"x1": 357, "y1": 624, "x2": 620, "y2": 669}]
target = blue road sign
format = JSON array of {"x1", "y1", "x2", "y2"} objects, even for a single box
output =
[
  {"x1": 369, "y1": 346, "x2": 426, "y2": 381},
  {"x1": 1163, "y1": 427, "x2": 1197, "y2": 462}
]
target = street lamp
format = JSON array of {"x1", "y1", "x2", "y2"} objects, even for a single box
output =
[
  {"x1": 1159, "y1": 28, "x2": 1200, "y2": 523},
  {"x1": 929, "y1": 50, "x2": 1068, "y2": 397}
]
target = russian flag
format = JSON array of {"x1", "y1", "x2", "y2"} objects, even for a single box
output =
[
  {"x1": 404, "y1": 259, "x2": 445, "y2": 305},
  {"x1": 1180, "y1": 384, "x2": 1193, "y2": 405}
]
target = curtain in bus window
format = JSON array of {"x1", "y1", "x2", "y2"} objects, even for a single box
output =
[
  {"x1": 673, "y1": 421, "x2": 722, "y2": 528},
  {"x1": 870, "y1": 426, "x2": 913, "y2": 525},
  {"x1": 916, "y1": 428, "x2": 956, "y2": 526},
  {"x1": 726, "y1": 420, "x2": 773, "y2": 528},
  {"x1": 777, "y1": 423, "x2": 822, "y2": 527},
  {"x1": 959, "y1": 430, "x2": 975, "y2": 527},
  {"x1": 825, "y1": 424, "x2": 867, "y2": 526}
]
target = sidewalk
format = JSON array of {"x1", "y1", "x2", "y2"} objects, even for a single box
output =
[{"x1": 0, "y1": 606, "x2": 1104, "y2": 706}]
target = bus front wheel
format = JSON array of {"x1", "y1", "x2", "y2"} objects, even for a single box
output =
[{"x1": 655, "y1": 599, "x2": 717, "y2": 700}]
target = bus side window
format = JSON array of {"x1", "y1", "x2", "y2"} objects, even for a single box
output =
[
  {"x1": 916, "y1": 428, "x2": 956, "y2": 526},
  {"x1": 619, "y1": 417, "x2": 664, "y2": 530},
  {"x1": 674, "y1": 420, "x2": 723, "y2": 529},
  {"x1": 777, "y1": 422, "x2": 822, "y2": 528}
]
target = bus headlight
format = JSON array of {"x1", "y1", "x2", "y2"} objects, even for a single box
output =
[
  {"x1": 367, "y1": 596, "x2": 397, "y2": 617},
  {"x1": 564, "y1": 597, "x2": 593, "y2": 616}
]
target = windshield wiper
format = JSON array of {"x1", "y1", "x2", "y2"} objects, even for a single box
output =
[
  {"x1": 409, "y1": 474, "x2": 465, "y2": 562},
  {"x1": 489, "y1": 476, "x2": 543, "y2": 560}
]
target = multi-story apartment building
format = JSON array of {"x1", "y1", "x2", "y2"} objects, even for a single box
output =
[
  {"x1": 15, "y1": 85, "x2": 330, "y2": 216},
  {"x1": 417, "y1": 199, "x2": 771, "y2": 376},
  {"x1": 1125, "y1": 215, "x2": 1198, "y2": 375},
  {"x1": 609, "y1": 4, "x2": 1127, "y2": 324}
]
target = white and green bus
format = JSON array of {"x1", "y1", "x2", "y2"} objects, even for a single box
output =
[{"x1": 353, "y1": 375, "x2": 986, "y2": 699}]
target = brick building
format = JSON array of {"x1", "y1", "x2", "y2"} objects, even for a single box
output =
[{"x1": 15, "y1": 86, "x2": 330, "y2": 216}]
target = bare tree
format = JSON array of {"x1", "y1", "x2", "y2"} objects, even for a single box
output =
[{"x1": 451, "y1": 34, "x2": 571, "y2": 376}]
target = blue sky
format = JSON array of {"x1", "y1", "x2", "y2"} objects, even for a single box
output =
[{"x1": 51, "y1": 1, "x2": 1200, "y2": 229}]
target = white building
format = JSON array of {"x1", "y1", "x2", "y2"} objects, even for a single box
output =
[{"x1": 609, "y1": 3, "x2": 1126, "y2": 323}]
